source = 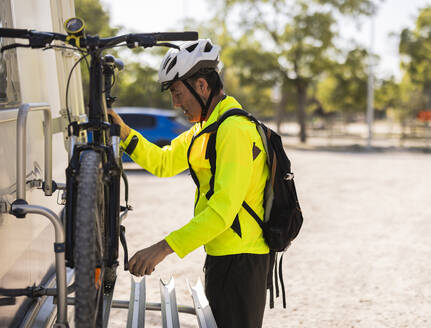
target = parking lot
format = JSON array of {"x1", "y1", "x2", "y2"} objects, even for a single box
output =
[{"x1": 109, "y1": 145, "x2": 431, "y2": 327}]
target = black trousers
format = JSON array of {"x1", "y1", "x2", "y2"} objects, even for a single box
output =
[{"x1": 204, "y1": 253, "x2": 270, "y2": 328}]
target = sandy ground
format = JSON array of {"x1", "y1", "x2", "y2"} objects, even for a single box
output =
[{"x1": 108, "y1": 142, "x2": 431, "y2": 328}]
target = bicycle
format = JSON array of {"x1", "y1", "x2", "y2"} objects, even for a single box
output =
[{"x1": 0, "y1": 17, "x2": 197, "y2": 327}]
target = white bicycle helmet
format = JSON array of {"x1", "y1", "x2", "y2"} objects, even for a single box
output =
[{"x1": 158, "y1": 39, "x2": 220, "y2": 91}]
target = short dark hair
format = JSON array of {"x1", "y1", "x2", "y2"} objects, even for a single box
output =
[{"x1": 187, "y1": 68, "x2": 223, "y2": 94}]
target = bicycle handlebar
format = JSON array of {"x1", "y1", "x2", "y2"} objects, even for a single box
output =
[
  {"x1": 152, "y1": 31, "x2": 199, "y2": 41},
  {"x1": 0, "y1": 28, "x2": 31, "y2": 38},
  {"x1": 0, "y1": 27, "x2": 198, "y2": 51}
]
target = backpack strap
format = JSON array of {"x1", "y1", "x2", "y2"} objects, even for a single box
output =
[
  {"x1": 267, "y1": 251, "x2": 276, "y2": 308},
  {"x1": 205, "y1": 109, "x2": 249, "y2": 200},
  {"x1": 279, "y1": 253, "x2": 287, "y2": 308},
  {"x1": 187, "y1": 108, "x2": 266, "y2": 236},
  {"x1": 204, "y1": 109, "x2": 266, "y2": 237},
  {"x1": 195, "y1": 109, "x2": 288, "y2": 309},
  {"x1": 218, "y1": 110, "x2": 288, "y2": 309},
  {"x1": 187, "y1": 122, "x2": 219, "y2": 210}
]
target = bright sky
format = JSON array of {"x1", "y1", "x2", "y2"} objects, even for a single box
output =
[{"x1": 104, "y1": 0, "x2": 430, "y2": 80}]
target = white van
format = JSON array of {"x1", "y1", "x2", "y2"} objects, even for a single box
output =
[{"x1": 0, "y1": 1, "x2": 83, "y2": 326}]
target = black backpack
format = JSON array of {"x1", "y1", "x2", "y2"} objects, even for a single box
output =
[{"x1": 187, "y1": 108, "x2": 304, "y2": 308}]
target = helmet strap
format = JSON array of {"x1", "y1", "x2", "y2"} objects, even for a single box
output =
[{"x1": 182, "y1": 80, "x2": 215, "y2": 124}]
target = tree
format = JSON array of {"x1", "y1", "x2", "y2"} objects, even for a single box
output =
[
  {"x1": 316, "y1": 48, "x2": 369, "y2": 114},
  {"x1": 75, "y1": 0, "x2": 119, "y2": 36},
  {"x1": 114, "y1": 62, "x2": 171, "y2": 108},
  {"x1": 374, "y1": 77, "x2": 401, "y2": 119},
  {"x1": 209, "y1": 0, "x2": 374, "y2": 142},
  {"x1": 74, "y1": 0, "x2": 169, "y2": 108},
  {"x1": 74, "y1": 0, "x2": 119, "y2": 106},
  {"x1": 399, "y1": 6, "x2": 431, "y2": 111}
]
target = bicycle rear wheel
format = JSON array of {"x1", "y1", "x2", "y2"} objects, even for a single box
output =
[{"x1": 74, "y1": 150, "x2": 105, "y2": 327}]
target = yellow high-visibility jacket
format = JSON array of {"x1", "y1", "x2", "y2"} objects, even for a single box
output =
[{"x1": 121, "y1": 96, "x2": 269, "y2": 258}]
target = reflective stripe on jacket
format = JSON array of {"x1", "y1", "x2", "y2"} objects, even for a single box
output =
[{"x1": 120, "y1": 96, "x2": 269, "y2": 258}]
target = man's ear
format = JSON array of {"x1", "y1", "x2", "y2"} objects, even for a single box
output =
[{"x1": 196, "y1": 77, "x2": 209, "y2": 95}]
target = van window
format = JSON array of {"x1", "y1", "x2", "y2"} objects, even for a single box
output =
[
  {"x1": 0, "y1": 1, "x2": 21, "y2": 109},
  {"x1": 119, "y1": 114, "x2": 156, "y2": 128}
]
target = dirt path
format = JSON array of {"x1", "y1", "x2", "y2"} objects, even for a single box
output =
[{"x1": 109, "y1": 148, "x2": 431, "y2": 327}]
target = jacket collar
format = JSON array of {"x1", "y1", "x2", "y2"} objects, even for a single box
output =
[{"x1": 200, "y1": 95, "x2": 243, "y2": 130}]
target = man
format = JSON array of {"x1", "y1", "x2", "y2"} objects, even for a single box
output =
[{"x1": 109, "y1": 39, "x2": 270, "y2": 327}]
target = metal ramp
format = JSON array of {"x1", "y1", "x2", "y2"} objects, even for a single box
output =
[
  {"x1": 159, "y1": 278, "x2": 180, "y2": 328},
  {"x1": 16, "y1": 271, "x2": 217, "y2": 327},
  {"x1": 189, "y1": 280, "x2": 217, "y2": 328},
  {"x1": 108, "y1": 276, "x2": 217, "y2": 327},
  {"x1": 125, "y1": 277, "x2": 146, "y2": 327}
]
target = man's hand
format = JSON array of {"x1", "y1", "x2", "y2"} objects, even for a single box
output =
[
  {"x1": 128, "y1": 240, "x2": 174, "y2": 276},
  {"x1": 108, "y1": 109, "x2": 131, "y2": 141}
]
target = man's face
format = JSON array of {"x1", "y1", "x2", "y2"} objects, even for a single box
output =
[{"x1": 169, "y1": 80, "x2": 202, "y2": 123}]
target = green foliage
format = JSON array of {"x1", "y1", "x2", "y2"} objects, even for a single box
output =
[
  {"x1": 114, "y1": 62, "x2": 171, "y2": 108},
  {"x1": 223, "y1": 36, "x2": 280, "y2": 114},
  {"x1": 316, "y1": 48, "x2": 369, "y2": 113},
  {"x1": 369, "y1": 6, "x2": 431, "y2": 123},
  {"x1": 75, "y1": 0, "x2": 119, "y2": 105},
  {"x1": 208, "y1": 0, "x2": 374, "y2": 141},
  {"x1": 399, "y1": 6, "x2": 431, "y2": 109},
  {"x1": 393, "y1": 75, "x2": 427, "y2": 121},
  {"x1": 374, "y1": 77, "x2": 400, "y2": 113},
  {"x1": 74, "y1": 0, "x2": 168, "y2": 109},
  {"x1": 75, "y1": 0, "x2": 118, "y2": 36},
  {"x1": 314, "y1": 0, "x2": 374, "y2": 15}
]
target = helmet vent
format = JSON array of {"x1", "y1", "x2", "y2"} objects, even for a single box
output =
[
  {"x1": 204, "y1": 42, "x2": 213, "y2": 52},
  {"x1": 186, "y1": 43, "x2": 198, "y2": 52},
  {"x1": 162, "y1": 55, "x2": 172, "y2": 69},
  {"x1": 166, "y1": 56, "x2": 177, "y2": 74}
]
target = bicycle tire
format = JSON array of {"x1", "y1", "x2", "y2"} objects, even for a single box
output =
[{"x1": 74, "y1": 150, "x2": 105, "y2": 327}]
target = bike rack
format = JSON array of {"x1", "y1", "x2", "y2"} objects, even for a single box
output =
[
  {"x1": 107, "y1": 277, "x2": 217, "y2": 328},
  {"x1": 189, "y1": 279, "x2": 218, "y2": 328},
  {"x1": 9, "y1": 103, "x2": 68, "y2": 327},
  {"x1": 160, "y1": 278, "x2": 180, "y2": 328},
  {"x1": 102, "y1": 275, "x2": 117, "y2": 328},
  {"x1": 8, "y1": 103, "x2": 218, "y2": 327},
  {"x1": 15, "y1": 103, "x2": 53, "y2": 198},
  {"x1": 19, "y1": 269, "x2": 74, "y2": 328},
  {"x1": 126, "y1": 277, "x2": 146, "y2": 327}
]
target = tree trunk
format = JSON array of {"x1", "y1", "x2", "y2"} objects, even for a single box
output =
[
  {"x1": 276, "y1": 85, "x2": 288, "y2": 134},
  {"x1": 296, "y1": 80, "x2": 307, "y2": 143}
]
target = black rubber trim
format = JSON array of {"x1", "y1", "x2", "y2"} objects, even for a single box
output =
[
  {"x1": 0, "y1": 297, "x2": 16, "y2": 306},
  {"x1": 125, "y1": 135, "x2": 139, "y2": 155},
  {"x1": 231, "y1": 214, "x2": 242, "y2": 237},
  {"x1": 205, "y1": 132, "x2": 217, "y2": 200},
  {"x1": 268, "y1": 251, "x2": 275, "y2": 308},
  {"x1": 242, "y1": 201, "x2": 264, "y2": 229},
  {"x1": 279, "y1": 253, "x2": 286, "y2": 308},
  {"x1": 187, "y1": 122, "x2": 219, "y2": 209},
  {"x1": 54, "y1": 242, "x2": 66, "y2": 253},
  {"x1": 187, "y1": 135, "x2": 201, "y2": 210},
  {"x1": 120, "y1": 225, "x2": 129, "y2": 270}
]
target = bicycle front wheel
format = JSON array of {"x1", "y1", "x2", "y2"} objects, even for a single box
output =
[{"x1": 74, "y1": 150, "x2": 105, "y2": 327}]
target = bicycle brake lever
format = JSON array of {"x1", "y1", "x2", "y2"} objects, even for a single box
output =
[
  {"x1": 155, "y1": 42, "x2": 180, "y2": 50},
  {"x1": 1, "y1": 43, "x2": 30, "y2": 53}
]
